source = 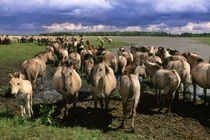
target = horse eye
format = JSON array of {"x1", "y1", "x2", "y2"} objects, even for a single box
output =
[
  {"x1": 99, "y1": 69, "x2": 102, "y2": 71},
  {"x1": 70, "y1": 73, "x2": 72, "y2": 75},
  {"x1": 17, "y1": 83, "x2": 20, "y2": 85}
]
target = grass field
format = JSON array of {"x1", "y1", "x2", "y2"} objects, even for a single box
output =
[{"x1": 191, "y1": 37, "x2": 210, "y2": 46}]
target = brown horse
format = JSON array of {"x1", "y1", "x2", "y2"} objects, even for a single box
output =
[
  {"x1": 184, "y1": 52, "x2": 210, "y2": 102},
  {"x1": 52, "y1": 61, "x2": 82, "y2": 119},
  {"x1": 22, "y1": 49, "x2": 55, "y2": 90}
]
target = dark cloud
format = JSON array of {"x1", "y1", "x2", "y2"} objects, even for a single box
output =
[{"x1": 0, "y1": 0, "x2": 210, "y2": 34}]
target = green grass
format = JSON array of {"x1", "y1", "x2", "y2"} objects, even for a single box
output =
[
  {"x1": 0, "y1": 108, "x2": 136, "y2": 140},
  {"x1": 0, "y1": 42, "x2": 46, "y2": 63},
  {"x1": 0, "y1": 39, "x2": 131, "y2": 64},
  {"x1": 190, "y1": 37, "x2": 210, "y2": 46},
  {"x1": 83, "y1": 37, "x2": 133, "y2": 50}
]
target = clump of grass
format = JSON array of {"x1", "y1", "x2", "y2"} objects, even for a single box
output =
[{"x1": 0, "y1": 86, "x2": 9, "y2": 97}]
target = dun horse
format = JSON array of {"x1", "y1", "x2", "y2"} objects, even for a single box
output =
[
  {"x1": 9, "y1": 72, "x2": 33, "y2": 118},
  {"x1": 145, "y1": 60, "x2": 181, "y2": 112},
  {"x1": 22, "y1": 49, "x2": 55, "y2": 90},
  {"x1": 52, "y1": 61, "x2": 82, "y2": 119},
  {"x1": 184, "y1": 52, "x2": 210, "y2": 102},
  {"x1": 119, "y1": 72, "x2": 141, "y2": 132},
  {"x1": 89, "y1": 58, "x2": 117, "y2": 109}
]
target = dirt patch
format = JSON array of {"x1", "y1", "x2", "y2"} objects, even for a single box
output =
[{"x1": 0, "y1": 62, "x2": 22, "y2": 87}]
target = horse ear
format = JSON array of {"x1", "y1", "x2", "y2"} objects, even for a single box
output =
[
  {"x1": 9, "y1": 74, "x2": 13, "y2": 79},
  {"x1": 17, "y1": 73, "x2": 21, "y2": 79},
  {"x1": 105, "y1": 65, "x2": 109, "y2": 74}
]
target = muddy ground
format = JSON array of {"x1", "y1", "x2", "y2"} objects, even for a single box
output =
[{"x1": 0, "y1": 37, "x2": 210, "y2": 139}]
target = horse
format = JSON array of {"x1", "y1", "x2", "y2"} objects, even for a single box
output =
[
  {"x1": 118, "y1": 55, "x2": 127, "y2": 79},
  {"x1": 184, "y1": 52, "x2": 210, "y2": 102},
  {"x1": 166, "y1": 59, "x2": 191, "y2": 100},
  {"x1": 84, "y1": 54, "x2": 94, "y2": 79},
  {"x1": 144, "y1": 60, "x2": 181, "y2": 112},
  {"x1": 52, "y1": 61, "x2": 82, "y2": 119},
  {"x1": 119, "y1": 74, "x2": 140, "y2": 132},
  {"x1": 89, "y1": 59, "x2": 117, "y2": 109},
  {"x1": 22, "y1": 49, "x2": 55, "y2": 90},
  {"x1": 69, "y1": 52, "x2": 81, "y2": 72},
  {"x1": 9, "y1": 72, "x2": 33, "y2": 118}
]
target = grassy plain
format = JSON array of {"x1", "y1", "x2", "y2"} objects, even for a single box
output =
[{"x1": 191, "y1": 37, "x2": 210, "y2": 46}]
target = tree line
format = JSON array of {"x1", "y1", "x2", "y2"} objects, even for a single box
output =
[{"x1": 40, "y1": 31, "x2": 210, "y2": 37}]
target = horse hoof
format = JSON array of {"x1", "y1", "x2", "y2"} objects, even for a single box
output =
[{"x1": 130, "y1": 128, "x2": 135, "y2": 133}]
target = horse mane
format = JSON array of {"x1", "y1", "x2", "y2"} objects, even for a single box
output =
[
  {"x1": 84, "y1": 54, "x2": 93, "y2": 60},
  {"x1": 123, "y1": 61, "x2": 138, "y2": 75},
  {"x1": 34, "y1": 49, "x2": 49, "y2": 57}
]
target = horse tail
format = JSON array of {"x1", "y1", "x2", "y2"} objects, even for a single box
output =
[
  {"x1": 208, "y1": 66, "x2": 210, "y2": 87},
  {"x1": 25, "y1": 69, "x2": 32, "y2": 83},
  {"x1": 124, "y1": 75, "x2": 135, "y2": 117},
  {"x1": 172, "y1": 69, "x2": 181, "y2": 92}
]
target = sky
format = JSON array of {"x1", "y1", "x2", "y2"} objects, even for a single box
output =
[{"x1": 0, "y1": 0, "x2": 210, "y2": 35}]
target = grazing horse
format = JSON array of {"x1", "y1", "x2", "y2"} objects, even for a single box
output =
[
  {"x1": 144, "y1": 60, "x2": 181, "y2": 112},
  {"x1": 9, "y1": 73, "x2": 33, "y2": 118},
  {"x1": 119, "y1": 74, "x2": 140, "y2": 132},
  {"x1": 89, "y1": 59, "x2": 117, "y2": 109},
  {"x1": 184, "y1": 52, "x2": 210, "y2": 102},
  {"x1": 22, "y1": 49, "x2": 55, "y2": 90},
  {"x1": 52, "y1": 61, "x2": 82, "y2": 119}
]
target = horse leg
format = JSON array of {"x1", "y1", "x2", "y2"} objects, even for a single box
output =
[
  {"x1": 119, "y1": 104, "x2": 126, "y2": 129},
  {"x1": 26, "y1": 97, "x2": 31, "y2": 118},
  {"x1": 105, "y1": 96, "x2": 110, "y2": 110},
  {"x1": 73, "y1": 92, "x2": 78, "y2": 109},
  {"x1": 167, "y1": 91, "x2": 175, "y2": 113},
  {"x1": 93, "y1": 95, "x2": 98, "y2": 109},
  {"x1": 183, "y1": 83, "x2": 187, "y2": 100},
  {"x1": 158, "y1": 89, "x2": 162, "y2": 112},
  {"x1": 131, "y1": 97, "x2": 138, "y2": 133},
  {"x1": 30, "y1": 96, "x2": 33, "y2": 116},
  {"x1": 41, "y1": 71, "x2": 45, "y2": 91},
  {"x1": 20, "y1": 105, "x2": 24, "y2": 117},
  {"x1": 155, "y1": 88, "x2": 159, "y2": 107},
  {"x1": 193, "y1": 81, "x2": 197, "y2": 102},
  {"x1": 63, "y1": 103, "x2": 68, "y2": 120},
  {"x1": 203, "y1": 88, "x2": 207, "y2": 104},
  {"x1": 100, "y1": 98, "x2": 104, "y2": 109}
]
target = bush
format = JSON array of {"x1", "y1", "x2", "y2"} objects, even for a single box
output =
[{"x1": 38, "y1": 105, "x2": 56, "y2": 125}]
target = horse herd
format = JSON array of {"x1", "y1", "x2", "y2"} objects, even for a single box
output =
[{"x1": 9, "y1": 36, "x2": 210, "y2": 132}]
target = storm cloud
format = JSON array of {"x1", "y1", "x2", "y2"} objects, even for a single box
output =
[{"x1": 0, "y1": 0, "x2": 210, "y2": 34}]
